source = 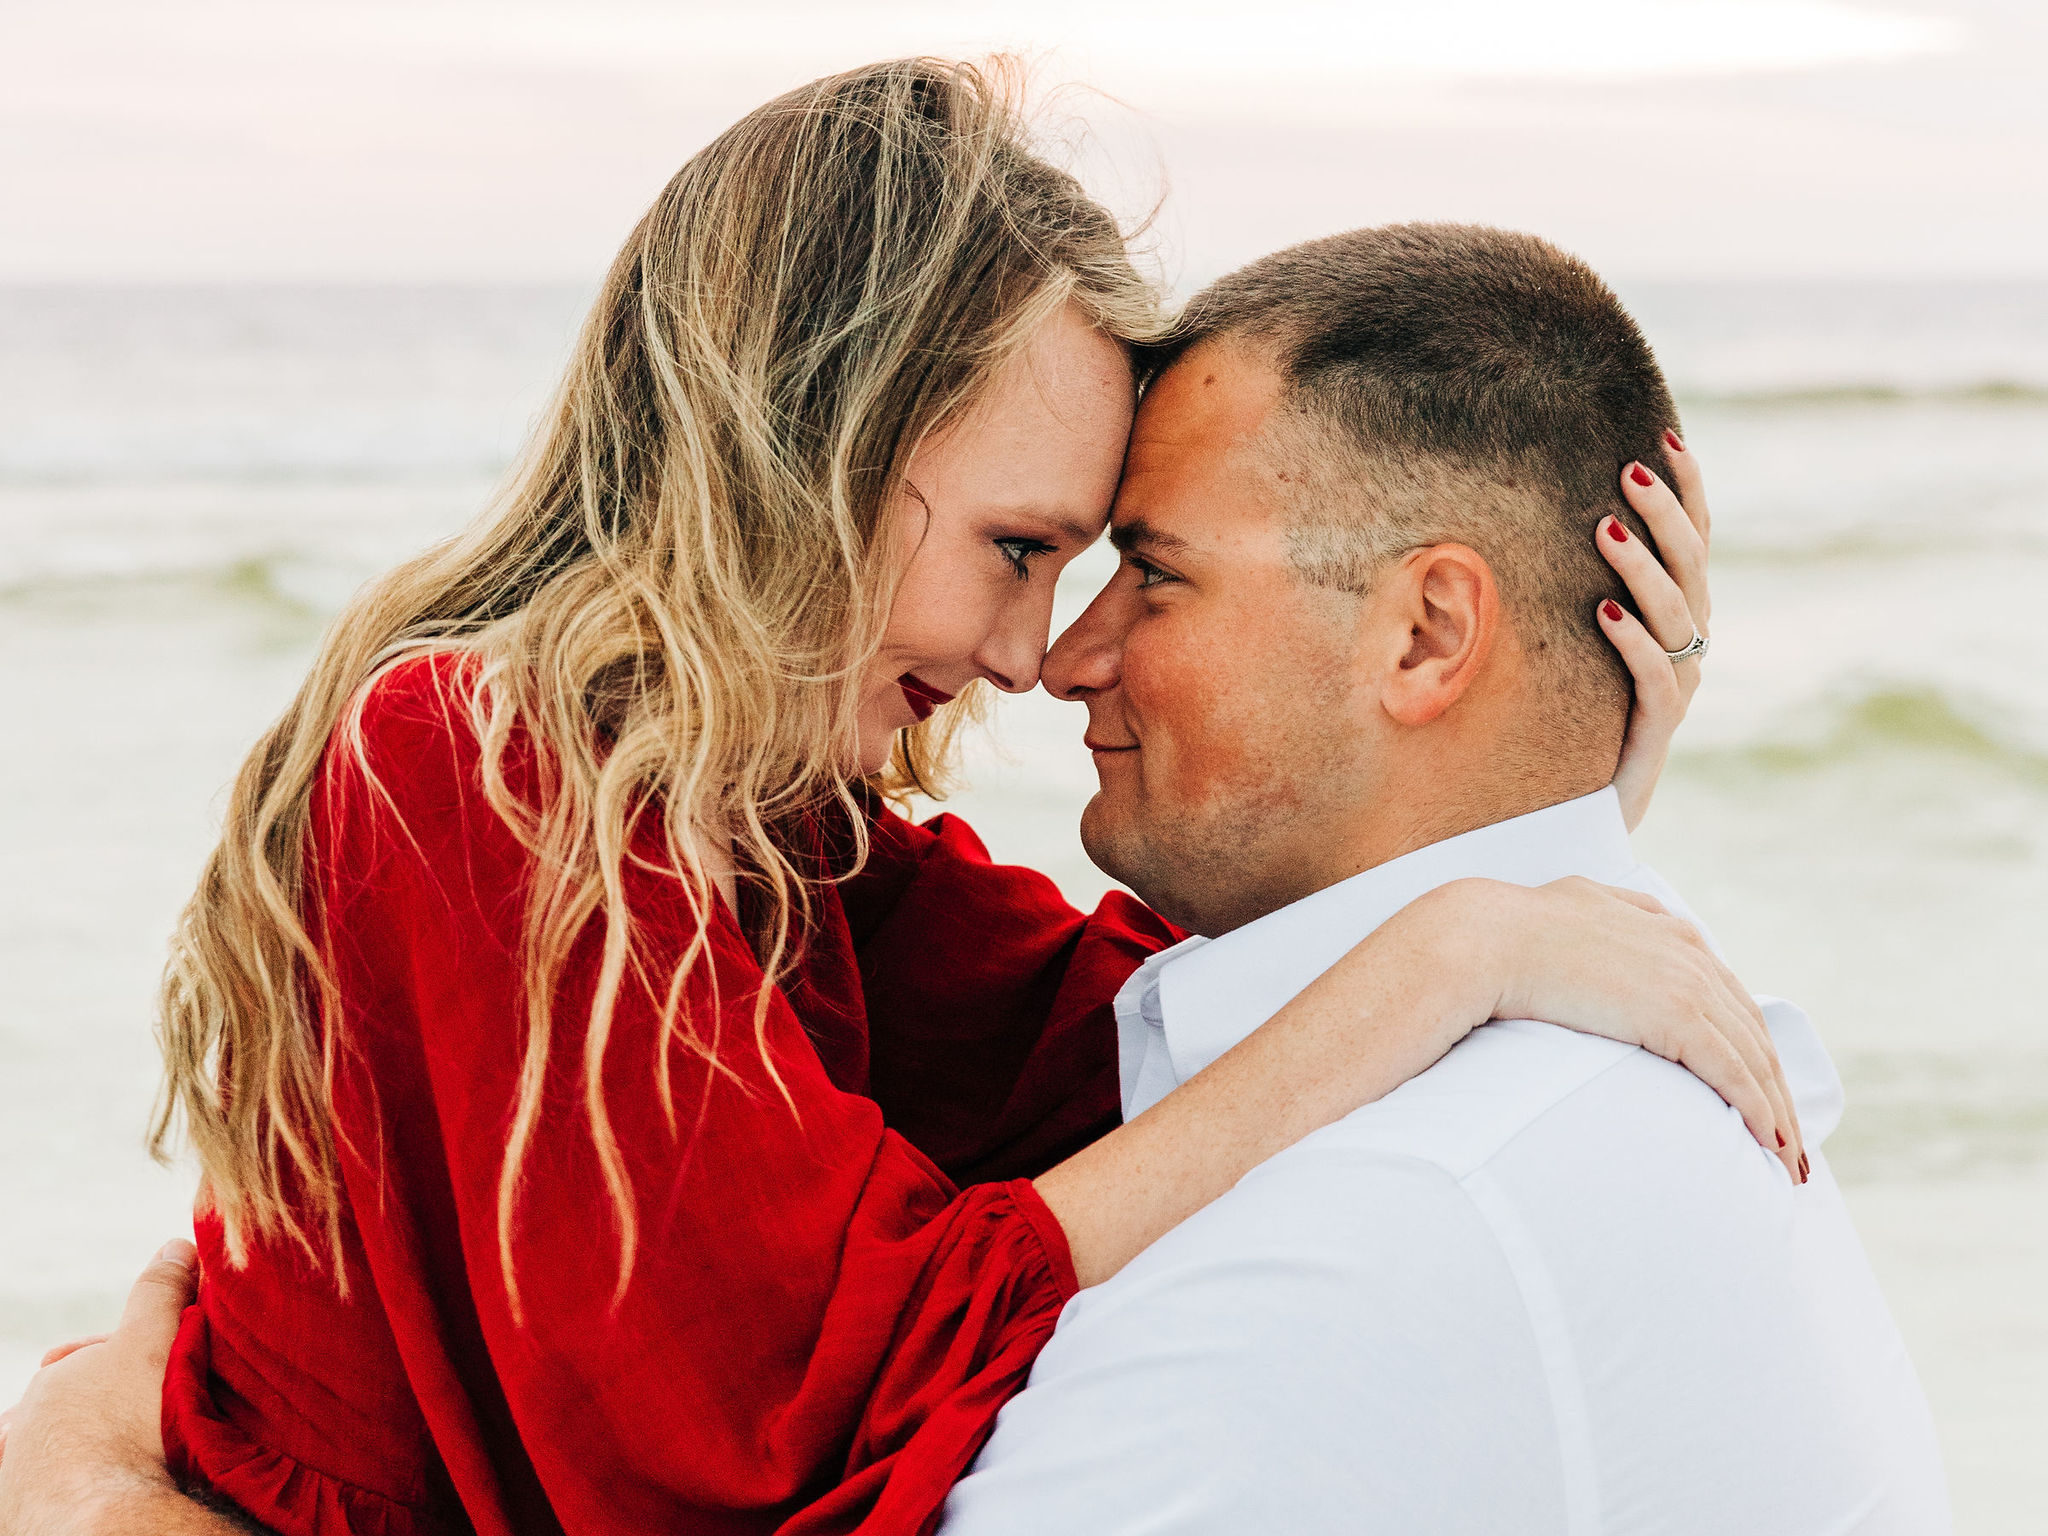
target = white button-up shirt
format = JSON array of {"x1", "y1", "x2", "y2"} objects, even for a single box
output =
[{"x1": 943, "y1": 788, "x2": 1949, "y2": 1535}]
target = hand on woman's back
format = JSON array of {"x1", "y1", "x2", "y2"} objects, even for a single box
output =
[{"x1": 0, "y1": 1243, "x2": 215, "y2": 1534}]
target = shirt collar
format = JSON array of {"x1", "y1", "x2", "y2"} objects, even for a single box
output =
[{"x1": 1116, "y1": 787, "x2": 1641, "y2": 1115}]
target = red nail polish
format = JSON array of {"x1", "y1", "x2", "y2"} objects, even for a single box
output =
[
  {"x1": 1629, "y1": 463, "x2": 1654, "y2": 487},
  {"x1": 1776, "y1": 1130, "x2": 1786, "y2": 1148},
  {"x1": 1607, "y1": 520, "x2": 1629, "y2": 542},
  {"x1": 1664, "y1": 428, "x2": 1685, "y2": 452},
  {"x1": 1601, "y1": 599, "x2": 1623, "y2": 622},
  {"x1": 1798, "y1": 1153, "x2": 1810, "y2": 1184}
]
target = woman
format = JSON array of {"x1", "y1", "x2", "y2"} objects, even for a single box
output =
[{"x1": 0, "y1": 57, "x2": 1788, "y2": 1536}]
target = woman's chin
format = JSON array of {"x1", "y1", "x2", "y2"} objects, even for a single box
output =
[
  {"x1": 852, "y1": 684, "x2": 919, "y2": 777},
  {"x1": 852, "y1": 725, "x2": 900, "y2": 779}
]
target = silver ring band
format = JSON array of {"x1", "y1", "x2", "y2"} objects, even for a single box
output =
[{"x1": 1664, "y1": 628, "x2": 1710, "y2": 663}]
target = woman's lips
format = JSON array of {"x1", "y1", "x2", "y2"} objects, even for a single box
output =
[{"x1": 897, "y1": 674, "x2": 955, "y2": 724}]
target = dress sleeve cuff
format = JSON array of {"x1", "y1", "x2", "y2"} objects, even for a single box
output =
[
  {"x1": 163, "y1": 1305, "x2": 459, "y2": 1536},
  {"x1": 1003, "y1": 1177, "x2": 1080, "y2": 1301}
]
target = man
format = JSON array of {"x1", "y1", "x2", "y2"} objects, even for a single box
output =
[{"x1": 940, "y1": 225, "x2": 1949, "y2": 1533}]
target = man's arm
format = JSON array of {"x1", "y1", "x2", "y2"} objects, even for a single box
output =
[
  {"x1": 944, "y1": 1150, "x2": 1570, "y2": 1534},
  {"x1": 0, "y1": 1242, "x2": 259, "y2": 1536}
]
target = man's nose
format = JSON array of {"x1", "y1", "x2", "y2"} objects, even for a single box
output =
[{"x1": 1043, "y1": 584, "x2": 1126, "y2": 701}]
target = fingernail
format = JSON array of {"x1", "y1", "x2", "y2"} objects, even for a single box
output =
[
  {"x1": 1776, "y1": 1130, "x2": 1786, "y2": 1148},
  {"x1": 1629, "y1": 463, "x2": 1655, "y2": 487},
  {"x1": 1601, "y1": 599, "x2": 1623, "y2": 623},
  {"x1": 1664, "y1": 428, "x2": 1685, "y2": 452},
  {"x1": 1606, "y1": 519, "x2": 1630, "y2": 543},
  {"x1": 1798, "y1": 1152, "x2": 1810, "y2": 1184},
  {"x1": 158, "y1": 1238, "x2": 197, "y2": 1265}
]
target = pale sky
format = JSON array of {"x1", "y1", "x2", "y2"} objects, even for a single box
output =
[{"x1": 1, "y1": 0, "x2": 2043, "y2": 286}]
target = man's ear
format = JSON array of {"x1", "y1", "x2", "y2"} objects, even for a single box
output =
[{"x1": 1379, "y1": 543, "x2": 1500, "y2": 727}]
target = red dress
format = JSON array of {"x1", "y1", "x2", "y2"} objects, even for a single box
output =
[{"x1": 161, "y1": 655, "x2": 1176, "y2": 1536}]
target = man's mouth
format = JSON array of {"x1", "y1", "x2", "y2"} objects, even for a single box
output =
[
  {"x1": 898, "y1": 674, "x2": 956, "y2": 724},
  {"x1": 1083, "y1": 737, "x2": 1138, "y2": 755}
]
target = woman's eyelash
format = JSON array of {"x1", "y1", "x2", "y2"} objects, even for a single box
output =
[{"x1": 994, "y1": 537, "x2": 1056, "y2": 579}]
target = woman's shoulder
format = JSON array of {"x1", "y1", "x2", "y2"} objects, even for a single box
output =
[
  {"x1": 349, "y1": 650, "x2": 485, "y2": 752},
  {"x1": 316, "y1": 650, "x2": 498, "y2": 836}
]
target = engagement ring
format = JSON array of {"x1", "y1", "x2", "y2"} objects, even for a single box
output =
[{"x1": 1664, "y1": 628, "x2": 1710, "y2": 663}]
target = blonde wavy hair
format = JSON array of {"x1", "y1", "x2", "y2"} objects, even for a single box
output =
[{"x1": 152, "y1": 57, "x2": 1167, "y2": 1313}]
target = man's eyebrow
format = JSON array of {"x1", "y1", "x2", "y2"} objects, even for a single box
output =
[{"x1": 1108, "y1": 519, "x2": 1192, "y2": 557}]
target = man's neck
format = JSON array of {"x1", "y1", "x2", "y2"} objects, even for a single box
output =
[
  {"x1": 1223, "y1": 764, "x2": 1613, "y2": 936},
  {"x1": 1361, "y1": 771, "x2": 1610, "y2": 881}
]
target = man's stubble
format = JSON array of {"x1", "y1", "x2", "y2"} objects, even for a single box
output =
[{"x1": 1080, "y1": 667, "x2": 1371, "y2": 938}]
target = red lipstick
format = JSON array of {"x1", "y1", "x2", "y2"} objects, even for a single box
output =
[{"x1": 898, "y1": 674, "x2": 955, "y2": 724}]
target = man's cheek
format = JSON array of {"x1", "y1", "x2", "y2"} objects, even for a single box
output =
[
  {"x1": 1133, "y1": 664, "x2": 1267, "y2": 812},
  {"x1": 1126, "y1": 619, "x2": 1232, "y2": 720}
]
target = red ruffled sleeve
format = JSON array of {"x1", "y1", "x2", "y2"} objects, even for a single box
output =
[{"x1": 161, "y1": 656, "x2": 1138, "y2": 1536}]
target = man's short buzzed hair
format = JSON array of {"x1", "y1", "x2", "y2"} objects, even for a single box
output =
[{"x1": 1153, "y1": 222, "x2": 1679, "y2": 744}]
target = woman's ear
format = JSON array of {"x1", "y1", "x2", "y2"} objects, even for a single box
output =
[{"x1": 1379, "y1": 543, "x2": 1500, "y2": 727}]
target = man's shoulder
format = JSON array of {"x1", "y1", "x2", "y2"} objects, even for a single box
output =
[
  {"x1": 954, "y1": 1133, "x2": 1574, "y2": 1533},
  {"x1": 1291, "y1": 1017, "x2": 1713, "y2": 1182},
  {"x1": 1099, "y1": 1019, "x2": 1751, "y2": 1315},
  {"x1": 1285, "y1": 992, "x2": 1843, "y2": 1191}
]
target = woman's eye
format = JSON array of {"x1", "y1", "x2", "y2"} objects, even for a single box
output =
[{"x1": 994, "y1": 537, "x2": 1055, "y2": 579}]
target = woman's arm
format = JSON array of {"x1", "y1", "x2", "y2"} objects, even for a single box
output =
[{"x1": 1040, "y1": 873, "x2": 1798, "y2": 1287}]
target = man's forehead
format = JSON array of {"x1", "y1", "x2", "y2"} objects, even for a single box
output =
[
  {"x1": 1133, "y1": 340, "x2": 1284, "y2": 450},
  {"x1": 1110, "y1": 340, "x2": 1289, "y2": 548}
]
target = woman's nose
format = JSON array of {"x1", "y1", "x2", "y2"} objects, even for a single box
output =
[{"x1": 976, "y1": 607, "x2": 1048, "y2": 695}]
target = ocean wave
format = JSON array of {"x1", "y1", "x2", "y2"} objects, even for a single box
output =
[
  {"x1": 1675, "y1": 684, "x2": 2048, "y2": 787},
  {"x1": 1680, "y1": 379, "x2": 2048, "y2": 409},
  {"x1": 0, "y1": 461, "x2": 513, "y2": 490},
  {"x1": 1710, "y1": 528, "x2": 2048, "y2": 567},
  {"x1": 1827, "y1": 1049, "x2": 2048, "y2": 1182},
  {"x1": 0, "y1": 553, "x2": 355, "y2": 621}
]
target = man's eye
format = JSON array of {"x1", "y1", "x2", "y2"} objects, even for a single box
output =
[
  {"x1": 995, "y1": 537, "x2": 1055, "y2": 579},
  {"x1": 1127, "y1": 555, "x2": 1172, "y2": 589}
]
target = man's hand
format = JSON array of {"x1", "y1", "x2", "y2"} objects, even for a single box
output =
[{"x1": 0, "y1": 1240, "x2": 201, "y2": 1534}]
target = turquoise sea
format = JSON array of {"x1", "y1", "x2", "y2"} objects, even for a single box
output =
[{"x1": 2, "y1": 281, "x2": 2043, "y2": 1529}]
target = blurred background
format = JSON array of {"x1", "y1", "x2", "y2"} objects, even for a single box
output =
[{"x1": 1, "y1": 1, "x2": 2042, "y2": 1527}]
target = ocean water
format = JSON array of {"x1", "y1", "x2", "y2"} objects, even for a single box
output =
[{"x1": 1, "y1": 282, "x2": 2043, "y2": 1528}]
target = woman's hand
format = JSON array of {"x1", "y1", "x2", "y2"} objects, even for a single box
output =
[
  {"x1": 0, "y1": 1240, "x2": 239, "y2": 1535},
  {"x1": 1438, "y1": 875, "x2": 1805, "y2": 1183},
  {"x1": 1597, "y1": 431, "x2": 1712, "y2": 831}
]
